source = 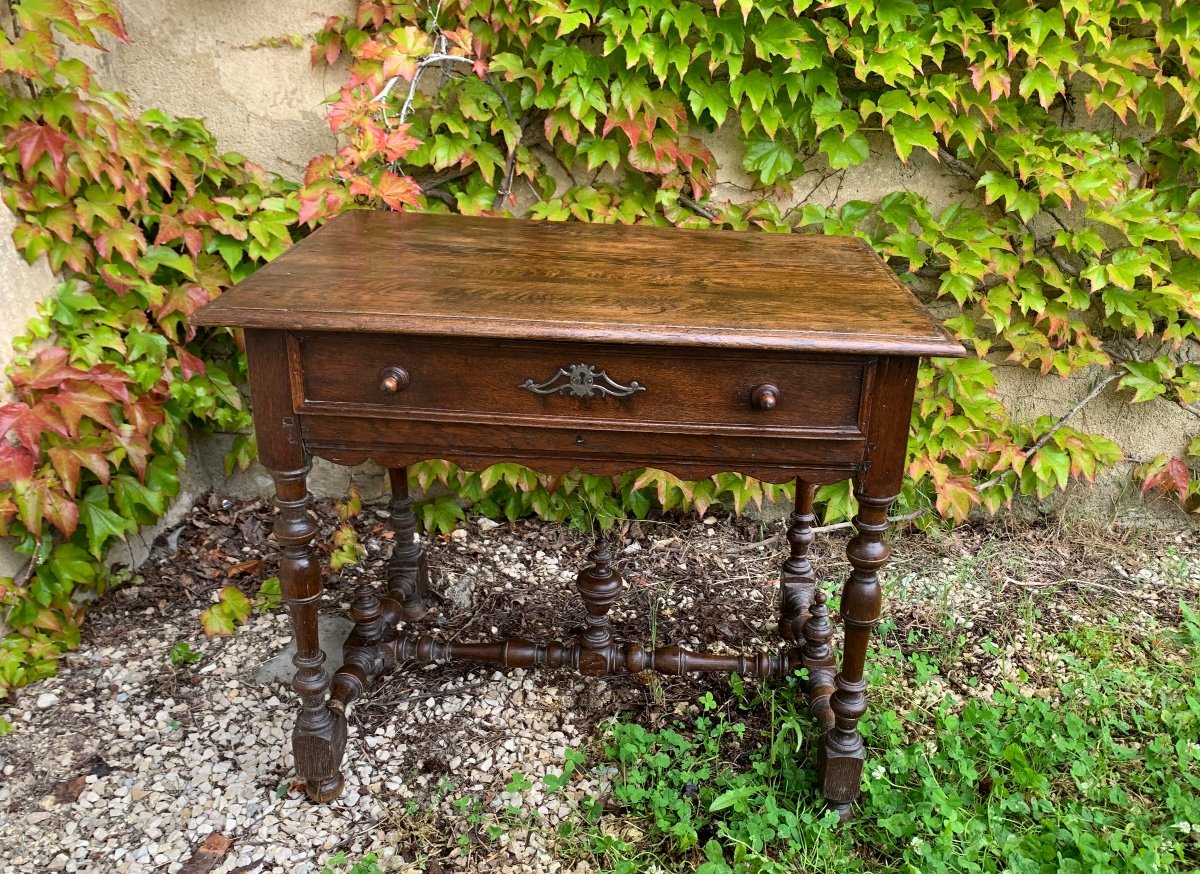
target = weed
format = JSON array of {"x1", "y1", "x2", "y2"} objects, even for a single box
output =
[
  {"x1": 505, "y1": 771, "x2": 534, "y2": 793},
  {"x1": 558, "y1": 608, "x2": 1200, "y2": 873},
  {"x1": 256, "y1": 576, "x2": 282, "y2": 611},
  {"x1": 320, "y1": 851, "x2": 383, "y2": 874},
  {"x1": 168, "y1": 641, "x2": 202, "y2": 667}
]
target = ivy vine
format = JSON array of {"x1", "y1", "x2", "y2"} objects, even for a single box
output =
[
  {"x1": 0, "y1": 0, "x2": 299, "y2": 691},
  {"x1": 1, "y1": 0, "x2": 1199, "y2": 693}
]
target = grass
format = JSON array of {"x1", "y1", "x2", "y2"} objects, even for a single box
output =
[
  {"x1": 313, "y1": 523, "x2": 1200, "y2": 872},
  {"x1": 549, "y1": 603, "x2": 1200, "y2": 874}
]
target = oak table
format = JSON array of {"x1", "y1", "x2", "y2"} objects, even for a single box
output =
[{"x1": 192, "y1": 211, "x2": 964, "y2": 817}]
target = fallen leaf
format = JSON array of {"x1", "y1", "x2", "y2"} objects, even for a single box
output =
[
  {"x1": 178, "y1": 832, "x2": 232, "y2": 874},
  {"x1": 224, "y1": 558, "x2": 264, "y2": 578},
  {"x1": 51, "y1": 774, "x2": 87, "y2": 804}
]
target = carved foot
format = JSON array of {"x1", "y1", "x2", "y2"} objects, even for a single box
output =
[{"x1": 295, "y1": 714, "x2": 348, "y2": 802}]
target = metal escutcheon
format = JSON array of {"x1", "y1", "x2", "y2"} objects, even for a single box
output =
[{"x1": 520, "y1": 363, "x2": 645, "y2": 399}]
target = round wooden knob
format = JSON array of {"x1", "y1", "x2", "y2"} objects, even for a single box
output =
[
  {"x1": 751, "y1": 383, "x2": 780, "y2": 411},
  {"x1": 378, "y1": 366, "x2": 410, "y2": 394}
]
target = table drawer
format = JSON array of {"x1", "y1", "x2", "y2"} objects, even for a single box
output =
[{"x1": 290, "y1": 333, "x2": 872, "y2": 434}]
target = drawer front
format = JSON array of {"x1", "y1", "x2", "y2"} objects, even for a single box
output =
[{"x1": 291, "y1": 332, "x2": 871, "y2": 434}]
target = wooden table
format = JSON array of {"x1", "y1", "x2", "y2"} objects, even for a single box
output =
[{"x1": 192, "y1": 211, "x2": 964, "y2": 817}]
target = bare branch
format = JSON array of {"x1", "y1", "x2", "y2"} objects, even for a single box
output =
[
  {"x1": 679, "y1": 194, "x2": 716, "y2": 220},
  {"x1": 493, "y1": 145, "x2": 519, "y2": 211},
  {"x1": 422, "y1": 186, "x2": 455, "y2": 206},
  {"x1": 937, "y1": 146, "x2": 983, "y2": 181}
]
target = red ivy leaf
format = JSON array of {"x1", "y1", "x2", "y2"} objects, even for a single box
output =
[
  {"x1": 86, "y1": 364, "x2": 133, "y2": 404},
  {"x1": 41, "y1": 481, "x2": 79, "y2": 537},
  {"x1": 356, "y1": 2, "x2": 385, "y2": 28},
  {"x1": 174, "y1": 346, "x2": 206, "y2": 380},
  {"x1": 95, "y1": 223, "x2": 148, "y2": 263},
  {"x1": 303, "y1": 155, "x2": 336, "y2": 185},
  {"x1": 11, "y1": 346, "x2": 78, "y2": 390},
  {"x1": 88, "y1": 8, "x2": 132, "y2": 45},
  {"x1": 123, "y1": 395, "x2": 166, "y2": 435},
  {"x1": 0, "y1": 441, "x2": 36, "y2": 484},
  {"x1": 297, "y1": 194, "x2": 323, "y2": 225},
  {"x1": 0, "y1": 401, "x2": 69, "y2": 454},
  {"x1": 153, "y1": 282, "x2": 213, "y2": 329},
  {"x1": 153, "y1": 214, "x2": 202, "y2": 256},
  {"x1": 325, "y1": 38, "x2": 342, "y2": 67},
  {"x1": 14, "y1": 0, "x2": 80, "y2": 33},
  {"x1": 6, "y1": 122, "x2": 71, "y2": 181},
  {"x1": 32, "y1": 609, "x2": 64, "y2": 633},
  {"x1": 109, "y1": 427, "x2": 151, "y2": 479},
  {"x1": 383, "y1": 125, "x2": 422, "y2": 161},
  {"x1": 1143, "y1": 458, "x2": 1190, "y2": 499}
]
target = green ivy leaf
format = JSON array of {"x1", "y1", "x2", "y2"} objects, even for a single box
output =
[
  {"x1": 743, "y1": 137, "x2": 796, "y2": 185},
  {"x1": 419, "y1": 496, "x2": 465, "y2": 535},
  {"x1": 1118, "y1": 360, "x2": 1170, "y2": 403},
  {"x1": 684, "y1": 75, "x2": 731, "y2": 126},
  {"x1": 887, "y1": 116, "x2": 938, "y2": 161},
  {"x1": 78, "y1": 485, "x2": 135, "y2": 559},
  {"x1": 818, "y1": 131, "x2": 869, "y2": 169},
  {"x1": 47, "y1": 542, "x2": 97, "y2": 587}
]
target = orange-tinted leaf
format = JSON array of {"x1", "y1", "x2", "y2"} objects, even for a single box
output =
[
  {"x1": 174, "y1": 346, "x2": 206, "y2": 380},
  {"x1": 383, "y1": 125, "x2": 421, "y2": 161},
  {"x1": 86, "y1": 364, "x2": 133, "y2": 404},
  {"x1": 1143, "y1": 458, "x2": 1191, "y2": 499},
  {"x1": 6, "y1": 122, "x2": 71, "y2": 176},
  {"x1": 109, "y1": 427, "x2": 151, "y2": 479},
  {"x1": 48, "y1": 443, "x2": 112, "y2": 496},
  {"x1": 0, "y1": 401, "x2": 70, "y2": 453},
  {"x1": 934, "y1": 476, "x2": 977, "y2": 522},
  {"x1": 32, "y1": 608, "x2": 64, "y2": 633},
  {"x1": 95, "y1": 222, "x2": 148, "y2": 263},
  {"x1": 122, "y1": 395, "x2": 166, "y2": 435},
  {"x1": 50, "y1": 381, "x2": 119, "y2": 435},
  {"x1": 200, "y1": 604, "x2": 236, "y2": 637},
  {"x1": 376, "y1": 171, "x2": 421, "y2": 210},
  {"x1": 42, "y1": 481, "x2": 78, "y2": 536}
]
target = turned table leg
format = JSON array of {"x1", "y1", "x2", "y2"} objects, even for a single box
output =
[
  {"x1": 272, "y1": 463, "x2": 347, "y2": 802},
  {"x1": 386, "y1": 466, "x2": 430, "y2": 620},
  {"x1": 820, "y1": 489, "x2": 892, "y2": 818},
  {"x1": 780, "y1": 479, "x2": 818, "y2": 640}
]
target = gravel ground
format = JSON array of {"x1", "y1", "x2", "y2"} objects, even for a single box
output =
[{"x1": 0, "y1": 493, "x2": 1196, "y2": 873}]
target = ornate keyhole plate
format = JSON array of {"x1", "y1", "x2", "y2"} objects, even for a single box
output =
[{"x1": 520, "y1": 364, "x2": 646, "y2": 399}]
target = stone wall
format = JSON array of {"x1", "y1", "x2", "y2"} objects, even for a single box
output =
[{"x1": 0, "y1": 0, "x2": 1194, "y2": 560}]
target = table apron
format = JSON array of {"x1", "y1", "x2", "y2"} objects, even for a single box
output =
[{"x1": 297, "y1": 414, "x2": 867, "y2": 484}]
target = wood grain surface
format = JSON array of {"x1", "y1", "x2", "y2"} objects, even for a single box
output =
[
  {"x1": 290, "y1": 332, "x2": 871, "y2": 433},
  {"x1": 193, "y1": 211, "x2": 966, "y2": 358}
]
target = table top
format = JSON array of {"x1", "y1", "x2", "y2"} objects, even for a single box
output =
[{"x1": 193, "y1": 211, "x2": 964, "y2": 357}]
